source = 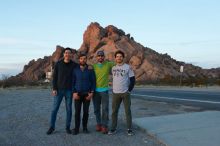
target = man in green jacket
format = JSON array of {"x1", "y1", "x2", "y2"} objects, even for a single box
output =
[{"x1": 93, "y1": 50, "x2": 114, "y2": 134}]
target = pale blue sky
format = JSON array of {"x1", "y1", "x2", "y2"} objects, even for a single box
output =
[{"x1": 0, "y1": 0, "x2": 220, "y2": 77}]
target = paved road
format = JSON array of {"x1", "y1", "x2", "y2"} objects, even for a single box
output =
[{"x1": 132, "y1": 87, "x2": 220, "y2": 110}]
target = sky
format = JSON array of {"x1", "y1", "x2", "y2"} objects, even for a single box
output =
[{"x1": 0, "y1": 0, "x2": 220, "y2": 77}]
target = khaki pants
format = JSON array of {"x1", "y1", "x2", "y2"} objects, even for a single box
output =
[{"x1": 111, "y1": 92, "x2": 132, "y2": 130}]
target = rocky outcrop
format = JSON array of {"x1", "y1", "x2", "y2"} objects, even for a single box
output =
[
  {"x1": 16, "y1": 45, "x2": 77, "y2": 81},
  {"x1": 19, "y1": 57, "x2": 51, "y2": 81},
  {"x1": 78, "y1": 22, "x2": 220, "y2": 82},
  {"x1": 11, "y1": 22, "x2": 220, "y2": 85}
]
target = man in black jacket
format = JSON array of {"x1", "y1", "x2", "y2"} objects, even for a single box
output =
[{"x1": 47, "y1": 48, "x2": 77, "y2": 135}]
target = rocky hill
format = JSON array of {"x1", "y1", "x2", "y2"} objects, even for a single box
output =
[{"x1": 10, "y1": 22, "x2": 220, "y2": 85}]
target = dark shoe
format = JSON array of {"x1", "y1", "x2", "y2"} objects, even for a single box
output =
[
  {"x1": 108, "y1": 129, "x2": 117, "y2": 135},
  {"x1": 101, "y1": 127, "x2": 108, "y2": 134},
  {"x1": 72, "y1": 128, "x2": 79, "y2": 135},
  {"x1": 83, "y1": 128, "x2": 90, "y2": 134},
  {"x1": 96, "y1": 124, "x2": 102, "y2": 132},
  {"x1": 66, "y1": 128, "x2": 71, "y2": 134},
  {"x1": 127, "y1": 129, "x2": 134, "y2": 136},
  {"x1": 46, "y1": 127, "x2": 55, "y2": 135}
]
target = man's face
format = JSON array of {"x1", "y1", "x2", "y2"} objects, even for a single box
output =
[
  {"x1": 63, "y1": 50, "x2": 72, "y2": 60},
  {"x1": 115, "y1": 53, "x2": 124, "y2": 64},
  {"x1": 79, "y1": 56, "x2": 87, "y2": 66},
  {"x1": 96, "y1": 55, "x2": 105, "y2": 63}
]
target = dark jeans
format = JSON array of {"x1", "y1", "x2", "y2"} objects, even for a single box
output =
[
  {"x1": 74, "y1": 92, "x2": 91, "y2": 130},
  {"x1": 50, "y1": 89, "x2": 72, "y2": 129},
  {"x1": 92, "y1": 91, "x2": 109, "y2": 128}
]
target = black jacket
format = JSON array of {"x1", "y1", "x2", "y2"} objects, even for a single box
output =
[{"x1": 52, "y1": 59, "x2": 77, "y2": 90}]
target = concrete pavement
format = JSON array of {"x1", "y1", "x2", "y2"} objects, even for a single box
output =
[{"x1": 133, "y1": 111, "x2": 220, "y2": 146}]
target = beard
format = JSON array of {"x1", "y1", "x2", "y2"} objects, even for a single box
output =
[
  {"x1": 98, "y1": 58, "x2": 104, "y2": 62},
  {"x1": 80, "y1": 63, "x2": 86, "y2": 66}
]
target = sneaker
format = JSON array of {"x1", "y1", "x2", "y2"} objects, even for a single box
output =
[
  {"x1": 108, "y1": 129, "x2": 117, "y2": 135},
  {"x1": 96, "y1": 124, "x2": 102, "y2": 132},
  {"x1": 46, "y1": 127, "x2": 55, "y2": 135},
  {"x1": 83, "y1": 128, "x2": 90, "y2": 134},
  {"x1": 66, "y1": 128, "x2": 71, "y2": 134},
  {"x1": 101, "y1": 127, "x2": 108, "y2": 134},
  {"x1": 72, "y1": 128, "x2": 79, "y2": 135},
  {"x1": 127, "y1": 129, "x2": 134, "y2": 136}
]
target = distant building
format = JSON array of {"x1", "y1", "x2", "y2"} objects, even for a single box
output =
[{"x1": 45, "y1": 66, "x2": 53, "y2": 83}]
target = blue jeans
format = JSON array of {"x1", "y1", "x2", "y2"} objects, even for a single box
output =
[
  {"x1": 92, "y1": 91, "x2": 109, "y2": 128},
  {"x1": 50, "y1": 89, "x2": 72, "y2": 129}
]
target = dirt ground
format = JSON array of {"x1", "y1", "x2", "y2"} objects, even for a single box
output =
[{"x1": 0, "y1": 87, "x2": 203, "y2": 146}]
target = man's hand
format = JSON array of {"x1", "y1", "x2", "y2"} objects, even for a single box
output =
[
  {"x1": 52, "y1": 90, "x2": 57, "y2": 96},
  {"x1": 108, "y1": 82, "x2": 112, "y2": 86},
  {"x1": 86, "y1": 92, "x2": 93, "y2": 101},
  {"x1": 73, "y1": 93, "x2": 80, "y2": 100}
]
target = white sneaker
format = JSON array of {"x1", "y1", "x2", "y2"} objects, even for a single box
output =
[
  {"x1": 108, "y1": 129, "x2": 117, "y2": 135},
  {"x1": 127, "y1": 129, "x2": 134, "y2": 136}
]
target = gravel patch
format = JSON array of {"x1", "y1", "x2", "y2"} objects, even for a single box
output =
[{"x1": 0, "y1": 88, "x2": 203, "y2": 146}]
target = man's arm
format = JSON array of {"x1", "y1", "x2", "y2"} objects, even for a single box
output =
[
  {"x1": 72, "y1": 69, "x2": 80, "y2": 100},
  {"x1": 72, "y1": 69, "x2": 77, "y2": 93},
  {"x1": 108, "y1": 61, "x2": 115, "y2": 75},
  {"x1": 52, "y1": 62, "x2": 58, "y2": 91},
  {"x1": 86, "y1": 69, "x2": 96, "y2": 100},
  {"x1": 128, "y1": 76, "x2": 135, "y2": 92},
  {"x1": 89, "y1": 69, "x2": 96, "y2": 92},
  {"x1": 109, "y1": 61, "x2": 115, "y2": 68}
]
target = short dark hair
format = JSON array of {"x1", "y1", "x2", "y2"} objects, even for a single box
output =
[
  {"x1": 63, "y1": 47, "x2": 72, "y2": 53},
  {"x1": 114, "y1": 50, "x2": 125, "y2": 58},
  {"x1": 78, "y1": 51, "x2": 87, "y2": 58}
]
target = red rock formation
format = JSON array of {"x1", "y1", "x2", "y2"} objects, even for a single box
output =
[{"x1": 11, "y1": 22, "x2": 220, "y2": 85}]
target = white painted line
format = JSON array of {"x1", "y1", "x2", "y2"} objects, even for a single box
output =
[
  {"x1": 134, "y1": 88, "x2": 220, "y2": 96},
  {"x1": 132, "y1": 93, "x2": 220, "y2": 104}
]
